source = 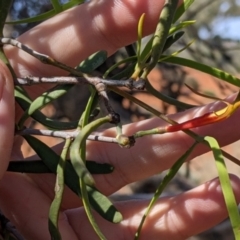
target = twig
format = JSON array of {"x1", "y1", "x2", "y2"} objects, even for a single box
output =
[
  {"x1": 15, "y1": 76, "x2": 145, "y2": 90},
  {"x1": 0, "y1": 37, "x2": 145, "y2": 90},
  {"x1": 17, "y1": 128, "x2": 118, "y2": 143},
  {"x1": 0, "y1": 37, "x2": 83, "y2": 76},
  {"x1": 16, "y1": 76, "x2": 145, "y2": 122},
  {"x1": 95, "y1": 82, "x2": 120, "y2": 124},
  {"x1": 141, "y1": 0, "x2": 178, "y2": 79},
  {"x1": 0, "y1": 37, "x2": 146, "y2": 124}
]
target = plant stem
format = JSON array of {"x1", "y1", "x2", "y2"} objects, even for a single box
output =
[
  {"x1": 48, "y1": 138, "x2": 71, "y2": 240},
  {"x1": 142, "y1": 0, "x2": 178, "y2": 78}
]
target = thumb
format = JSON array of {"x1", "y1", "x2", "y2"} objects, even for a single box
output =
[{"x1": 0, "y1": 60, "x2": 15, "y2": 179}]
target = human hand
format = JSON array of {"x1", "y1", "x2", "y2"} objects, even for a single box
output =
[{"x1": 1, "y1": 0, "x2": 240, "y2": 239}]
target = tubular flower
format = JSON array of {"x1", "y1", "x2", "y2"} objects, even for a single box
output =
[{"x1": 160, "y1": 101, "x2": 240, "y2": 133}]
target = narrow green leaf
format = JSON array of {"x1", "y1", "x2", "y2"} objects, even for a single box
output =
[
  {"x1": 111, "y1": 63, "x2": 136, "y2": 80},
  {"x1": 135, "y1": 141, "x2": 198, "y2": 240},
  {"x1": 139, "y1": 37, "x2": 153, "y2": 65},
  {"x1": 18, "y1": 84, "x2": 73, "y2": 127},
  {"x1": 142, "y1": 0, "x2": 178, "y2": 78},
  {"x1": 169, "y1": 20, "x2": 196, "y2": 35},
  {"x1": 80, "y1": 178, "x2": 107, "y2": 240},
  {"x1": 173, "y1": 0, "x2": 195, "y2": 23},
  {"x1": 49, "y1": 138, "x2": 71, "y2": 240},
  {"x1": 15, "y1": 86, "x2": 78, "y2": 130},
  {"x1": 7, "y1": 160, "x2": 114, "y2": 174},
  {"x1": 79, "y1": 86, "x2": 97, "y2": 128},
  {"x1": 162, "y1": 31, "x2": 185, "y2": 53},
  {"x1": 205, "y1": 136, "x2": 240, "y2": 239},
  {"x1": 160, "y1": 39, "x2": 195, "y2": 62},
  {"x1": 62, "y1": 0, "x2": 84, "y2": 10},
  {"x1": 6, "y1": 0, "x2": 85, "y2": 24},
  {"x1": 137, "y1": 26, "x2": 190, "y2": 67},
  {"x1": 185, "y1": 83, "x2": 223, "y2": 101},
  {"x1": 77, "y1": 86, "x2": 97, "y2": 239},
  {"x1": 8, "y1": 160, "x2": 51, "y2": 173},
  {"x1": 50, "y1": 0, "x2": 62, "y2": 13},
  {"x1": 145, "y1": 80, "x2": 195, "y2": 110},
  {"x1": 163, "y1": 56, "x2": 240, "y2": 88},
  {"x1": 103, "y1": 56, "x2": 136, "y2": 78},
  {"x1": 23, "y1": 135, "x2": 122, "y2": 223},
  {"x1": 6, "y1": 10, "x2": 56, "y2": 24},
  {"x1": 70, "y1": 116, "x2": 111, "y2": 186},
  {"x1": 86, "y1": 161, "x2": 114, "y2": 174},
  {"x1": 86, "y1": 186, "x2": 122, "y2": 223},
  {"x1": 77, "y1": 51, "x2": 108, "y2": 74}
]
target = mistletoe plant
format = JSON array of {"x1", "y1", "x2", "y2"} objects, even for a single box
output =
[{"x1": 1, "y1": 0, "x2": 240, "y2": 239}]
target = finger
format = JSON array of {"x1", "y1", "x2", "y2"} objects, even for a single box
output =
[
  {"x1": 27, "y1": 173, "x2": 83, "y2": 209},
  {"x1": 5, "y1": 0, "x2": 182, "y2": 77},
  {"x1": 4, "y1": 0, "x2": 182, "y2": 125},
  {"x1": 23, "y1": 93, "x2": 240, "y2": 202},
  {"x1": 85, "y1": 93, "x2": 240, "y2": 195},
  {"x1": 66, "y1": 175, "x2": 240, "y2": 240},
  {"x1": 7, "y1": 0, "x2": 184, "y2": 196},
  {"x1": 0, "y1": 61, "x2": 15, "y2": 179},
  {"x1": 2, "y1": 173, "x2": 239, "y2": 240},
  {"x1": 0, "y1": 173, "x2": 79, "y2": 240}
]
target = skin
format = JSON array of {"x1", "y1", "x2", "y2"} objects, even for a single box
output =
[{"x1": 0, "y1": 0, "x2": 240, "y2": 239}]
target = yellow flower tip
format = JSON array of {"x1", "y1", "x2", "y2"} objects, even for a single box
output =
[{"x1": 214, "y1": 101, "x2": 238, "y2": 120}]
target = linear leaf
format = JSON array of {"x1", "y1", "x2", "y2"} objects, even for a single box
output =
[
  {"x1": 173, "y1": 0, "x2": 195, "y2": 23},
  {"x1": 15, "y1": 86, "x2": 78, "y2": 130},
  {"x1": 163, "y1": 56, "x2": 240, "y2": 87},
  {"x1": 23, "y1": 135, "x2": 122, "y2": 223},
  {"x1": 135, "y1": 141, "x2": 198, "y2": 239},
  {"x1": 205, "y1": 136, "x2": 240, "y2": 239}
]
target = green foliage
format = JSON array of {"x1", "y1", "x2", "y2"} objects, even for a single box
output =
[
  {"x1": 1, "y1": 0, "x2": 240, "y2": 239},
  {"x1": 205, "y1": 136, "x2": 240, "y2": 239},
  {"x1": 6, "y1": 0, "x2": 84, "y2": 24},
  {"x1": 24, "y1": 135, "x2": 122, "y2": 224},
  {"x1": 135, "y1": 141, "x2": 199, "y2": 240}
]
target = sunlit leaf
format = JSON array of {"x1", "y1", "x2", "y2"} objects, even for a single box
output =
[{"x1": 205, "y1": 136, "x2": 240, "y2": 239}]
